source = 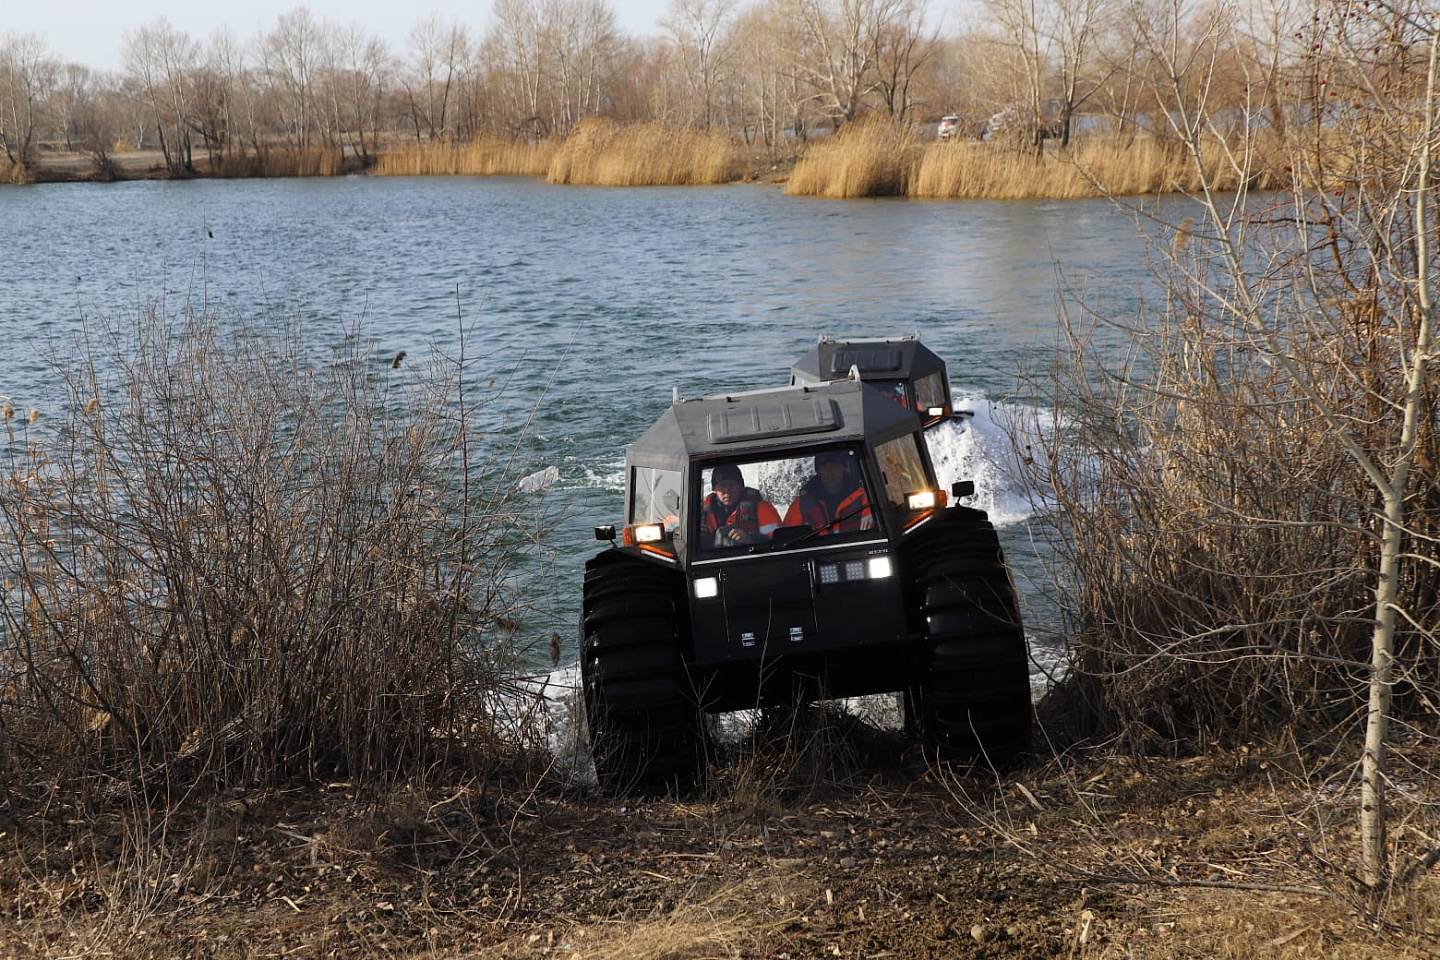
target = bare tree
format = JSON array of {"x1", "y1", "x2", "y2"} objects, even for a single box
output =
[
  {"x1": 869, "y1": 0, "x2": 937, "y2": 122},
  {"x1": 327, "y1": 24, "x2": 391, "y2": 162},
  {"x1": 978, "y1": 0, "x2": 1050, "y2": 144},
  {"x1": 53, "y1": 64, "x2": 124, "y2": 177},
  {"x1": 261, "y1": 8, "x2": 330, "y2": 150},
  {"x1": 549, "y1": 0, "x2": 624, "y2": 133},
  {"x1": 402, "y1": 14, "x2": 470, "y2": 143},
  {"x1": 124, "y1": 18, "x2": 199, "y2": 173},
  {"x1": 1047, "y1": 0, "x2": 1120, "y2": 144},
  {"x1": 729, "y1": 5, "x2": 813, "y2": 149},
  {"x1": 785, "y1": 0, "x2": 922, "y2": 126},
  {"x1": 483, "y1": 0, "x2": 551, "y2": 138},
  {"x1": 662, "y1": 0, "x2": 738, "y2": 129},
  {"x1": 0, "y1": 33, "x2": 58, "y2": 175}
]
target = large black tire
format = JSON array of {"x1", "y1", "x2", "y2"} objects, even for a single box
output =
[
  {"x1": 580, "y1": 552, "x2": 705, "y2": 795},
  {"x1": 905, "y1": 509, "x2": 1032, "y2": 766}
]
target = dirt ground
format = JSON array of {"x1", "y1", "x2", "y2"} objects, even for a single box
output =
[{"x1": 3, "y1": 722, "x2": 1439, "y2": 960}]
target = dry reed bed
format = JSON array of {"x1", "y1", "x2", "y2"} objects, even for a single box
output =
[
  {"x1": 374, "y1": 138, "x2": 556, "y2": 177},
  {"x1": 545, "y1": 119, "x2": 733, "y2": 186},
  {"x1": 785, "y1": 120, "x2": 921, "y2": 198},
  {"x1": 786, "y1": 121, "x2": 1282, "y2": 199},
  {"x1": 208, "y1": 147, "x2": 349, "y2": 178}
]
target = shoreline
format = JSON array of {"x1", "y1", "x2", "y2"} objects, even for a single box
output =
[{"x1": 4, "y1": 149, "x2": 797, "y2": 187}]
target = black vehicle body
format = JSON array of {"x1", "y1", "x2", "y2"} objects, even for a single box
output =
[
  {"x1": 789, "y1": 334, "x2": 960, "y2": 428},
  {"x1": 581, "y1": 375, "x2": 1031, "y2": 793}
]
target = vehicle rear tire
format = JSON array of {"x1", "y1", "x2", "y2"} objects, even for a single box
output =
[
  {"x1": 905, "y1": 509, "x2": 1032, "y2": 767},
  {"x1": 580, "y1": 552, "x2": 705, "y2": 795}
]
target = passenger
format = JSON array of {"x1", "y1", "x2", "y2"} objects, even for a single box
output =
[
  {"x1": 784, "y1": 451, "x2": 873, "y2": 534},
  {"x1": 701, "y1": 463, "x2": 781, "y2": 546}
]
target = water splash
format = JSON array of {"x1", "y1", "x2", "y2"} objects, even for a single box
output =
[
  {"x1": 925, "y1": 394, "x2": 1045, "y2": 526},
  {"x1": 517, "y1": 465, "x2": 560, "y2": 493}
]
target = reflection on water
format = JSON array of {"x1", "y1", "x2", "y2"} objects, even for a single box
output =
[{"x1": 2, "y1": 175, "x2": 1157, "y2": 669}]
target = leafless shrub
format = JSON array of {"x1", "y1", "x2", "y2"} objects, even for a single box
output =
[
  {"x1": 1019, "y1": 0, "x2": 1440, "y2": 900},
  {"x1": 0, "y1": 303, "x2": 557, "y2": 804}
]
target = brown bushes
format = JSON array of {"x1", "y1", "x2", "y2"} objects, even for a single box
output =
[
  {"x1": 0, "y1": 306, "x2": 554, "y2": 802},
  {"x1": 1024, "y1": 241, "x2": 1440, "y2": 752}
]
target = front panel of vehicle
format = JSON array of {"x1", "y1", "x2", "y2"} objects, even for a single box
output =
[{"x1": 687, "y1": 544, "x2": 910, "y2": 665}]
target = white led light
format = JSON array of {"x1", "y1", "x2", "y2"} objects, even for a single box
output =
[
  {"x1": 818, "y1": 564, "x2": 841, "y2": 585},
  {"x1": 927, "y1": 406, "x2": 946, "y2": 417},
  {"x1": 844, "y1": 560, "x2": 865, "y2": 580},
  {"x1": 633, "y1": 523, "x2": 664, "y2": 543},
  {"x1": 694, "y1": 576, "x2": 719, "y2": 598},
  {"x1": 868, "y1": 556, "x2": 893, "y2": 579},
  {"x1": 907, "y1": 491, "x2": 938, "y2": 511}
]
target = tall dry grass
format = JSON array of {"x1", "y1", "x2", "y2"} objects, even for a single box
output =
[
  {"x1": 546, "y1": 119, "x2": 733, "y2": 186},
  {"x1": 784, "y1": 120, "x2": 921, "y2": 198},
  {"x1": 206, "y1": 147, "x2": 348, "y2": 178},
  {"x1": 792, "y1": 125, "x2": 1282, "y2": 200},
  {"x1": 912, "y1": 135, "x2": 1281, "y2": 199},
  {"x1": 374, "y1": 138, "x2": 557, "y2": 177}
]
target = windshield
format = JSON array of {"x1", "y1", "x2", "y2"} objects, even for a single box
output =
[{"x1": 695, "y1": 448, "x2": 882, "y2": 553}]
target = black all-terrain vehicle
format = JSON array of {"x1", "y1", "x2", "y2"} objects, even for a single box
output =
[
  {"x1": 580, "y1": 374, "x2": 1031, "y2": 794},
  {"x1": 789, "y1": 334, "x2": 966, "y2": 429}
]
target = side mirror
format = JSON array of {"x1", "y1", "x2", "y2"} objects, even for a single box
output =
[
  {"x1": 594, "y1": 525, "x2": 617, "y2": 541},
  {"x1": 951, "y1": 480, "x2": 975, "y2": 500}
]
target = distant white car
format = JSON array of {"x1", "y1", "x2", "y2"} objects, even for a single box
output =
[{"x1": 937, "y1": 115, "x2": 960, "y2": 141}]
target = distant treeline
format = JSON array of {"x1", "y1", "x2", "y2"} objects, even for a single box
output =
[{"x1": 2, "y1": 0, "x2": 1429, "y2": 185}]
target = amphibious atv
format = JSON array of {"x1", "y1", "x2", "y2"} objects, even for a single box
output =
[
  {"x1": 789, "y1": 333, "x2": 968, "y2": 429},
  {"x1": 580, "y1": 374, "x2": 1031, "y2": 794}
]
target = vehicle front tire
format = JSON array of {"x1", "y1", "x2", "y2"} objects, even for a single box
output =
[
  {"x1": 580, "y1": 552, "x2": 705, "y2": 795},
  {"x1": 905, "y1": 508, "x2": 1032, "y2": 767}
]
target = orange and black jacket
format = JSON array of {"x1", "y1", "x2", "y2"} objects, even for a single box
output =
[
  {"x1": 782, "y1": 479, "x2": 871, "y2": 534},
  {"x1": 701, "y1": 488, "x2": 782, "y2": 539}
]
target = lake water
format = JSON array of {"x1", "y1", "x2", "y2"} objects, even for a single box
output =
[{"x1": 2, "y1": 174, "x2": 1154, "y2": 682}]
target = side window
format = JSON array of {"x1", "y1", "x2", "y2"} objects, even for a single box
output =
[
  {"x1": 631, "y1": 466, "x2": 682, "y2": 530},
  {"x1": 873, "y1": 435, "x2": 930, "y2": 506},
  {"x1": 914, "y1": 372, "x2": 948, "y2": 412},
  {"x1": 875, "y1": 379, "x2": 909, "y2": 408}
]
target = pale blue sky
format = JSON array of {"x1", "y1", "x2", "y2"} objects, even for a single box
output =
[{"x1": 9, "y1": 0, "x2": 673, "y2": 74}]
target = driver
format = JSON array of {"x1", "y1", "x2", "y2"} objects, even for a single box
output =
[
  {"x1": 700, "y1": 463, "x2": 781, "y2": 546},
  {"x1": 783, "y1": 450, "x2": 872, "y2": 534}
]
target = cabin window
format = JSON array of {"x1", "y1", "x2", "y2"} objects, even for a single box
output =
[
  {"x1": 873, "y1": 435, "x2": 929, "y2": 506},
  {"x1": 631, "y1": 466, "x2": 683, "y2": 529}
]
